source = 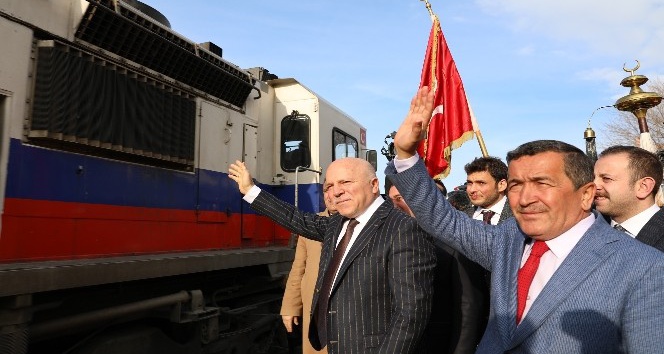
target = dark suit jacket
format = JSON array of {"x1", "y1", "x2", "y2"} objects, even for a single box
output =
[
  {"x1": 251, "y1": 191, "x2": 436, "y2": 354},
  {"x1": 425, "y1": 198, "x2": 512, "y2": 354},
  {"x1": 636, "y1": 207, "x2": 664, "y2": 252},
  {"x1": 600, "y1": 207, "x2": 664, "y2": 252},
  {"x1": 497, "y1": 202, "x2": 514, "y2": 223},
  {"x1": 421, "y1": 239, "x2": 488, "y2": 354},
  {"x1": 390, "y1": 160, "x2": 664, "y2": 353}
]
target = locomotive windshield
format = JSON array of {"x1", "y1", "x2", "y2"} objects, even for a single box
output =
[{"x1": 281, "y1": 111, "x2": 311, "y2": 171}]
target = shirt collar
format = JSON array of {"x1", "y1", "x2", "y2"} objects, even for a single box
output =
[
  {"x1": 353, "y1": 195, "x2": 385, "y2": 226},
  {"x1": 545, "y1": 213, "x2": 595, "y2": 260},
  {"x1": 612, "y1": 203, "x2": 660, "y2": 237},
  {"x1": 473, "y1": 195, "x2": 507, "y2": 218}
]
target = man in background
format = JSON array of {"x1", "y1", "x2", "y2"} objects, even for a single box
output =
[
  {"x1": 460, "y1": 157, "x2": 515, "y2": 346},
  {"x1": 593, "y1": 145, "x2": 664, "y2": 251},
  {"x1": 281, "y1": 195, "x2": 337, "y2": 354},
  {"x1": 464, "y1": 157, "x2": 513, "y2": 225}
]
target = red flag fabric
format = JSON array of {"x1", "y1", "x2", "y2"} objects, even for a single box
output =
[{"x1": 417, "y1": 16, "x2": 475, "y2": 179}]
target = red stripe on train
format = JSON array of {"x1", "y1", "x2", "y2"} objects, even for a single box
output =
[{"x1": 0, "y1": 198, "x2": 291, "y2": 262}]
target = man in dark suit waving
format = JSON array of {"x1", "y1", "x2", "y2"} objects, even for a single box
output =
[{"x1": 229, "y1": 158, "x2": 435, "y2": 354}]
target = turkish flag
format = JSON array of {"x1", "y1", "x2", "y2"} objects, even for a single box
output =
[{"x1": 417, "y1": 16, "x2": 475, "y2": 179}]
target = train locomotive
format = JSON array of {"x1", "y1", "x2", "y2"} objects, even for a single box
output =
[{"x1": 0, "y1": 1, "x2": 375, "y2": 353}]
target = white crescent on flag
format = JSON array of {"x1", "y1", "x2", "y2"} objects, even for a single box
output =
[{"x1": 432, "y1": 104, "x2": 444, "y2": 117}]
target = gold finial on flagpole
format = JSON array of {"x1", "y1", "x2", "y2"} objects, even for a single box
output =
[
  {"x1": 615, "y1": 60, "x2": 662, "y2": 134},
  {"x1": 420, "y1": 0, "x2": 436, "y2": 21}
]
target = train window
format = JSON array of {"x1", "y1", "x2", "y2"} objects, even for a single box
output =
[
  {"x1": 281, "y1": 111, "x2": 311, "y2": 172},
  {"x1": 333, "y1": 128, "x2": 358, "y2": 160}
]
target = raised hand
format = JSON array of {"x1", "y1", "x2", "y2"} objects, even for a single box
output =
[
  {"x1": 393, "y1": 86, "x2": 435, "y2": 159},
  {"x1": 228, "y1": 160, "x2": 254, "y2": 194}
]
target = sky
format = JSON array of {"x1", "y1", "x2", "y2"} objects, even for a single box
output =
[{"x1": 154, "y1": 0, "x2": 664, "y2": 191}]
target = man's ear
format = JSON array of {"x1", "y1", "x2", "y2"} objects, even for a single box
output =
[
  {"x1": 580, "y1": 182, "x2": 596, "y2": 212},
  {"x1": 371, "y1": 177, "x2": 380, "y2": 194},
  {"x1": 497, "y1": 179, "x2": 507, "y2": 193},
  {"x1": 634, "y1": 177, "x2": 657, "y2": 200}
]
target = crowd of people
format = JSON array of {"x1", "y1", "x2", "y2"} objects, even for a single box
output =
[{"x1": 228, "y1": 86, "x2": 664, "y2": 354}]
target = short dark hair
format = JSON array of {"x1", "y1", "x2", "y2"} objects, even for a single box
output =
[
  {"x1": 599, "y1": 145, "x2": 663, "y2": 198},
  {"x1": 447, "y1": 190, "x2": 472, "y2": 211},
  {"x1": 506, "y1": 140, "x2": 594, "y2": 190},
  {"x1": 384, "y1": 176, "x2": 393, "y2": 196},
  {"x1": 464, "y1": 156, "x2": 507, "y2": 183}
]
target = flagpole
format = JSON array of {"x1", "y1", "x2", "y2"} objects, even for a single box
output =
[
  {"x1": 420, "y1": 0, "x2": 490, "y2": 158},
  {"x1": 475, "y1": 131, "x2": 489, "y2": 157},
  {"x1": 420, "y1": 0, "x2": 435, "y2": 20}
]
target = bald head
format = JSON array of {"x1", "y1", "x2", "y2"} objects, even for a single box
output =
[
  {"x1": 329, "y1": 158, "x2": 376, "y2": 179},
  {"x1": 323, "y1": 158, "x2": 379, "y2": 218}
]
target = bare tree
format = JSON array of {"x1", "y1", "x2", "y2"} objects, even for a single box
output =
[{"x1": 599, "y1": 78, "x2": 664, "y2": 150}]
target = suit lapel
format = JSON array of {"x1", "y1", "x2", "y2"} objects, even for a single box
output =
[
  {"x1": 495, "y1": 231, "x2": 526, "y2": 345},
  {"x1": 322, "y1": 214, "x2": 346, "y2": 271},
  {"x1": 498, "y1": 201, "x2": 514, "y2": 223},
  {"x1": 330, "y1": 200, "x2": 390, "y2": 292},
  {"x1": 636, "y1": 208, "x2": 664, "y2": 249},
  {"x1": 313, "y1": 214, "x2": 345, "y2": 302},
  {"x1": 508, "y1": 216, "x2": 622, "y2": 347}
]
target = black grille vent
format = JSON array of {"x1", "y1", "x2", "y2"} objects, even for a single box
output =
[
  {"x1": 30, "y1": 41, "x2": 196, "y2": 168},
  {"x1": 75, "y1": 0, "x2": 253, "y2": 108}
]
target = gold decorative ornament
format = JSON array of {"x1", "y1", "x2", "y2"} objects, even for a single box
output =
[{"x1": 615, "y1": 60, "x2": 663, "y2": 133}]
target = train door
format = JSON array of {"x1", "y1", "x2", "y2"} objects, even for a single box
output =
[
  {"x1": 0, "y1": 91, "x2": 8, "y2": 231},
  {"x1": 197, "y1": 102, "x2": 232, "y2": 224},
  {"x1": 242, "y1": 124, "x2": 258, "y2": 175}
]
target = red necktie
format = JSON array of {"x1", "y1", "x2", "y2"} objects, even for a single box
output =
[
  {"x1": 516, "y1": 240, "x2": 549, "y2": 323},
  {"x1": 314, "y1": 218, "x2": 359, "y2": 345}
]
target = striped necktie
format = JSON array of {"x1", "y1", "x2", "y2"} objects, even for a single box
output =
[{"x1": 613, "y1": 223, "x2": 629, "y2": 234}]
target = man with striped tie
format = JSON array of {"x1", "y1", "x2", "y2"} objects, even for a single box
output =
[{"x1": 229, "y1": 157, "x2": 435, "y2": 354}]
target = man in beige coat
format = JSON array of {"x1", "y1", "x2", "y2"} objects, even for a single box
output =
[{"x1": 281, "y1": 196, "x2": 337, "y2": 354}]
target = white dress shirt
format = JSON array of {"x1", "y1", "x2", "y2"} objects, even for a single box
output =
[
  {"x1": 244, "y1": 185, "x2": 385, "y2": 292},
  {"x1": 332, "y1": 196, "x2": 384, "y2": 284},
  {"x1": 472, "y1": 196, "x2": 508, "y2": 225},
  {"x1": 393, "y1": 154, "x2": 597, "y2": 320},
  {"x1": 610, "y1": 203, "x2": 660, "y2": 238},
  {"x1": 520, "y1": 213, "x2": 595, "y2": 318}
]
